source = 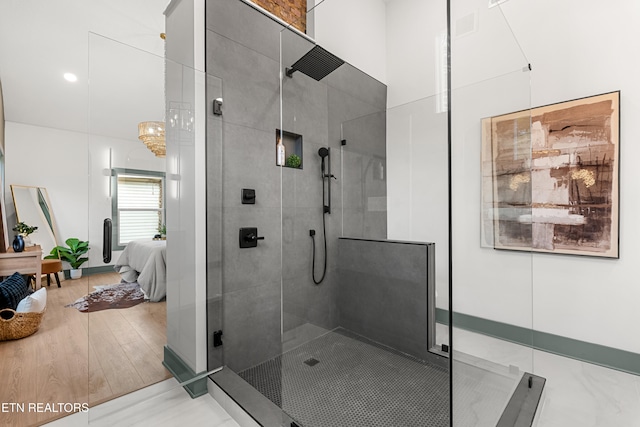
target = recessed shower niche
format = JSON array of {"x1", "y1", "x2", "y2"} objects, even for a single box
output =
[{"x1": 276, "y1": 129, "x2": 303, "y2": 169}]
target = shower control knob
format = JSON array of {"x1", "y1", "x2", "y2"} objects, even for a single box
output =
[{"x1": 239, "y1": 227, "x2": 264, "y2": 248}]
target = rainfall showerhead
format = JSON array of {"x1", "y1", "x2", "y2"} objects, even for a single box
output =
[{"x1": 285, "y1": 45, "x2": 345, "y2": 81}]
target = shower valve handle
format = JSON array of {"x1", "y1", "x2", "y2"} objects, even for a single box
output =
[
  {"x1": 246, "y1": 233, "x2": 264, "y2": 242},
  {"x1": 239, "y1": 227, "x2": 264, "y2": 248}
]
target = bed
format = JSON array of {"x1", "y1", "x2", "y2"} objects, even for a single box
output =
[{"x1": 114, "y1": 239, "x2": 166, "y2": 302}]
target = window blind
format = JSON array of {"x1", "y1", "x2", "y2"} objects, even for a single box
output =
[{"x1": 117, "y1": 175, "x2": 163, "y2": 245}]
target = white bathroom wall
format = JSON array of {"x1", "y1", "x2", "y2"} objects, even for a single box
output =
[
  {"x1": 4, "y1": 122, "x2": 165, "y2": 267},
  {"x1": 446, "y1": 0, "x2": 535, "y2": 337},
  {"x1": 385, "y1": 0, "x2": 447, "y2": 108},
  {"x1": 501, "y1": 0, "x2": 640, "y2": 352},
  {"x1": 385, "y1": 0, "x2": 450, "y2": 309},
  {"x1": 313, "y1": 0, "x2": 387, "y2": 84},
  {"x1": 385, "y1": 0, "x2": 640, "y2": 355},
  {"x1": 5, "y1": 122, "x2": 89, "y2": 251},
  {"x1": 450, "y1": 69, "x2": 535, "y2": 331},
  {"x1": 449, "y1": 0, "x2": 640, "y2": 354}
]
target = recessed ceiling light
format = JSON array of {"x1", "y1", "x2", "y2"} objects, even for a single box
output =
[{"x1": 63, "y1": 73, "x2": 78, "y2": 82}]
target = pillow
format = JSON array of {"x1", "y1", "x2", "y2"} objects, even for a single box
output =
[
  {"x1": 0, "y1": 272, "x2": 29, "y2": 311},
  {"x1": 16, "y1": 288, "x2": 47, "y2": 313}
]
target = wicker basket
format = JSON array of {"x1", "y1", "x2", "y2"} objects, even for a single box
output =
[{"x1": 0, "y1": 307, "x2": 45, "y2": 341}]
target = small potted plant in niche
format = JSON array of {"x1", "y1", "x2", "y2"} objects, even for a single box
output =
[
  {"x1": 12, "y1": 222, "x2": 38, "y2": 249},
  {"x1": 285, "y1": 154, "x2": 302, "y2": 169},
  {"x1": 158, "y1": 224, "x2": 166, "y2": 240},
  {"x1": 45, "y1": 238, "x2": 89, "y2": 279}
]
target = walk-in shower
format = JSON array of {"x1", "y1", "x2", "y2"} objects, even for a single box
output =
[
  {"x1": 205, "y1": 1, "x2": 543, "y2": 427},
  {"x1": 206, "y1": 3, "x2": 451, "y2": 423}
]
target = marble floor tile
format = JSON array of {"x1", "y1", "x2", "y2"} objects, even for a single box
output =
[
  {"x1": 45, "y1": 330, "x2": 640, "y2": 427},
  {"x1": 443, "y1": 325, "x2": 640, "y2": 427},
  {"x1": 44, "y1": 379, "x2": 239, "y2": 427},
  {"x1": 438, "y1": 323, "x2": 535, "y2": 372},
  {"x1": 533, "y1": 350, "x2": 640, "y2": 427}
]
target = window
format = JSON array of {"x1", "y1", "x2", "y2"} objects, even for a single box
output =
[{"x1": 112, "y1": 169, "x2": 165, "y2": 248}]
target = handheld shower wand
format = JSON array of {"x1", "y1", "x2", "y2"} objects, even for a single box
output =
[
  {"x1": 317, "y1": 147, "x2": 335, "y2": 212},
  {"x1": 318, "y1": 147, "x2": 329, "y2": 179},
  {"x1": 311, "y1": 147, "x2": 332, "y2": 284}
]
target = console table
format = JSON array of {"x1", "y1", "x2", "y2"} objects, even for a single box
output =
[{"x1": 0, "y1": 246, "x2": 42, "y2": 289}]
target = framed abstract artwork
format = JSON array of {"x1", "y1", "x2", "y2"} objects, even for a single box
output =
[{"x1": 481, "y1": 91, "x2": 620, "y2": 258}]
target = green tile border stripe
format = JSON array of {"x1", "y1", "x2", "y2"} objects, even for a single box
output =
[
  {"x1": 163, "y1": 345, "x2": 208, "y2": 398},
  {"x1": 436, "y1": 308, "x2": 640, "y2": 376}
]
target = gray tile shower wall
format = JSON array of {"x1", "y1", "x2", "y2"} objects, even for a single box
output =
[
  {"x1": 205, "y1": 0, "x2": 281, "y2": 62},
  {"x1": 206, "y1": 0, "x2": 284, "y2": 373},
  {"x1": 325, "y1": 64, "x2": 388, "y2": 111},
  {"x1": 206, "y1": 0, "x2": 388, "y2": 372},
  {"x1": 337, "y1": 238, "x2": 435, "y2": 361}
]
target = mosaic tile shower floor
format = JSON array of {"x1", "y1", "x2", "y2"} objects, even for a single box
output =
[{"x1": 240, "y1": 329, "x2": 450, "y2": 427}]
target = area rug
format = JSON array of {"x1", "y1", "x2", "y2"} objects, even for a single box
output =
[{"x1": 66, "y1": 282, "x2": 146, "y2": 313}]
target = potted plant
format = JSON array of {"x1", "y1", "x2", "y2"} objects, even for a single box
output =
[
  {"x1": 154, "y1": 224, "x2": 166, "y2": 240},
  {"x1": 45, "y1": 238, "x2": 89, "y2": 279},
  {"x1": 12, "y1": 222, "x2": 38, "y2": 247},
  {"x1": 285, "y1": 154, "x2": 302, "y2": 169}
]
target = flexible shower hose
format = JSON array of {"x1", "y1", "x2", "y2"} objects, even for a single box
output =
[{"x1": 311, "y1": 177, "x2": 328, "y2": 285}]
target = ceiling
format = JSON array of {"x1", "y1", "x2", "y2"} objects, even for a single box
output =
[{"x1": 0, "y1": 0, "x2": 169, "y2": 141}]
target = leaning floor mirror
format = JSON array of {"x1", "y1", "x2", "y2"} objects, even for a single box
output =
[{"x1": 11, "y1": 185, "x2": 59, "y2": 256}]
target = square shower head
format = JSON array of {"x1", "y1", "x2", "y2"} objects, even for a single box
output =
[{"x1": 286, "y1": 45, "x2": 345, "y2": 81}]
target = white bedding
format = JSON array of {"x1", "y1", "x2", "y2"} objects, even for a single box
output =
[{"x1": 114, "y1": 239, "x2": 166, "y2": 302}]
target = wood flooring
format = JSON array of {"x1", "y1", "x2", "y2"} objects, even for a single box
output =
[{"x1": 0, "y1": 272, "x2": 171, "y2": 426}]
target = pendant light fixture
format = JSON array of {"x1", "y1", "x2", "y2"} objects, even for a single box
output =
[
  {"x1": 138, "y1": 121, "x2": 166, "y2": 157},
  {"x1": 137, "y1": 33, "x2": 167, "y2": 158}
]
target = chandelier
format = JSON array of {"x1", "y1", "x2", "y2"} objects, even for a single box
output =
[{"x1": 138, "y1": 121, "x2": 166, "y2": 157}]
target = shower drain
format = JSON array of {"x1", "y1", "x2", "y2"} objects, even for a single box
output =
[{"x1": 303, "y1": 358, "x2": 320, "y2": 367}]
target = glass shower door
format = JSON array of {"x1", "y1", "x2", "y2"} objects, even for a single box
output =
[
  {"x1": 86, "y1": 29, "x2": 219, "y2": 423},
  {"x1": 450, "y1": 0, "x2": 536, "y2": 425},
  {"x1": 86, "y1": 32, "x2": 173, "y2": 418}
]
